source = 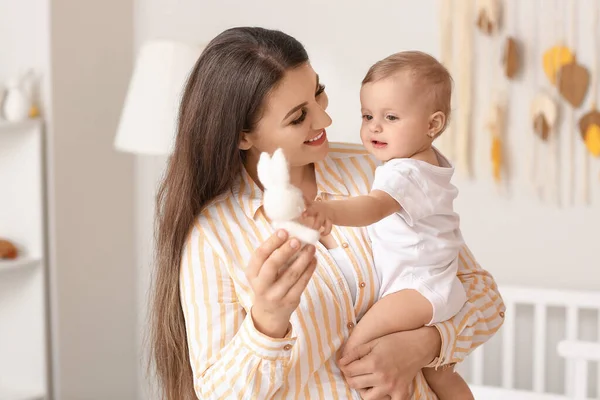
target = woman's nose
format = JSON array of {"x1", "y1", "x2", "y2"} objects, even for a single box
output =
[{"x1": 311, "y1": 106, "x2": 332, "y2": 130}]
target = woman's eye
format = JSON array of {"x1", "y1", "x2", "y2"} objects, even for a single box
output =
[
  {"x1": 315, "y1": 83, "x2": 326, "y2": 96},
  {"x1": 291, "y1": 109, "x2": 307, "y2": 125},
  {"x1": 386, "y1": 115, "x2": 398, "y2": 121},
  {"x1": 362, "y1": 115, "x2": 373, "y2": 121}
]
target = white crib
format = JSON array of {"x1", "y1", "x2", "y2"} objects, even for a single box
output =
[{"x1": 464, "y1": 286, "x2": 600, "y2": 400}]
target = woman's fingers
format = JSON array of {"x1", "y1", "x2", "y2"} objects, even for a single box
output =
[
  {"x1": 256, "y1": 237, "x2": 302, "y2": 285},
  {"x1": 339, "y1": 342, "x2": 373, "y2": 368},
  {"x1": 360, "y1": 387, "x2": 390, "y2": 400},
  {"x1": 284, "y1": 256, "x2": 317, "y2": 300},
  {"x1": 246, "y1": 230, "x2": 288, "y2": 279},
  {"x1": 346, "y1": 373, "x2": 376, "y2": 390},
  {"x1": 269, "y1": 245, "x2": 316, "y2": 297}
]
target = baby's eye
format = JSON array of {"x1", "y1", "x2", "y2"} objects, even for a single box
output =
[
  {"x1": 362, "y1": 114, "x2": 373, "y2": 121},
  {"x1": 386, "y1": 115, "x2": 399, "y2": 121}
]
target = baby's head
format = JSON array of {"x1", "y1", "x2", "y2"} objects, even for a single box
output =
[{"x1": 360, "y1": 51, "x2": 452, "y2": 161}]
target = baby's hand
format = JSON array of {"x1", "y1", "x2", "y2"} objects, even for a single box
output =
[{"x1": 301, "y1": 201, "x2": 333, "y2": 236}]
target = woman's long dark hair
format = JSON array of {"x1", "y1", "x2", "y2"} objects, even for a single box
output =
[{"x1": 150, "y1": 27, "x2": 309, "y2": 399}]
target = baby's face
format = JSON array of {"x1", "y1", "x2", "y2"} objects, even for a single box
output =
[{"x1": 360, "y1": 73, "x2": 433, "y2": 162}]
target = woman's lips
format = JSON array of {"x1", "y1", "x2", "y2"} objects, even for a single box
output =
[{"x1": 304, "y1": 129, "x2": 327, "y2": 146}]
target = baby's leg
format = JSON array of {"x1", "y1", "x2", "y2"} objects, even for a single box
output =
[
  {"x1": 423, "y1": 366, "x2": 474, "y2": 400},
  {"x1": 343, "y1": 289, "x2": 432, "y2": 355}
]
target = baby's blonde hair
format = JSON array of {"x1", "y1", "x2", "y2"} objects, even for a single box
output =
[{"x1": 362, "y1": 51, "x2": 453, "y2": 134}]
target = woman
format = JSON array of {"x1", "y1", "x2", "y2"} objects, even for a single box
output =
[{"x1": 151, "y1": 27, "x2": 505, "y2": 400}]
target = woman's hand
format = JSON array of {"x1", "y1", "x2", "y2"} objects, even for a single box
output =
[
  {"x1": 338, "y1": 327, "x2": 442, "y2": 400},
  {"x1": 246, "y1": 229, "x2": 317, "y2": 338}
]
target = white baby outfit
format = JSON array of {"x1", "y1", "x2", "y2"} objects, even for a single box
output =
[{"x1": 369, "y1": 148, "x2": 466, "y2": 325}]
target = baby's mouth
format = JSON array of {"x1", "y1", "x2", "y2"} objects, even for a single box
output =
[{"x1": 371, "y1": 140, "x2": 388, "y2": 148}]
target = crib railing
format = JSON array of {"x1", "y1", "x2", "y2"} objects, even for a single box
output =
[{"x1": 467, "y1": 285, "x2": 600, "y2": 399}]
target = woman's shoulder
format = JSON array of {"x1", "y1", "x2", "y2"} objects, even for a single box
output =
[
  {"x1": 327, "y1": 142, "x2": 380, "y2": 170},
  {"x1": 328, "y1": 142, "x2": 370, "y2": 157},
  {"x1": 190, "y1": 191, "x2": 232, "y2": 237}
]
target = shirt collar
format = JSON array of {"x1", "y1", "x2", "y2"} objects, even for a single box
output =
[{"x1": 234, "y1": 155, "x2": 350, "y2": 220}]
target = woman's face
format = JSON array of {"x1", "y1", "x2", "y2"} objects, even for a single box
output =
[{"x1": 240, "y1": 63, "x2": 332, "y2": 168}]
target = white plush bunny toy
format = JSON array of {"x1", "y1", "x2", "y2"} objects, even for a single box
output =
[{"x1": 257, "y1": 148, "x2": 320, "y2": 245}]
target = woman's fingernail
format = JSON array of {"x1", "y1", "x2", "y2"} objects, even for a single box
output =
[
  {"x1": 277, "y1": 230, "x2": 287, "y2": 239},
  {"x1": 290, "y1": 239, "x2": 300, "y2": 249}
]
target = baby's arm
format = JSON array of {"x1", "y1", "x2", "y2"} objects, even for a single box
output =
[
  {"x1": 306, "y1": 190, "x2": 400, "y2": 228},
  {"x1": 343, "y1": 289, "x2": 433, "y2": 356}
]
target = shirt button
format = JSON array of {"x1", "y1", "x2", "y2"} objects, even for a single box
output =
[
  {"x1": 359, "y1": 282, "x2": 366, "y2": 288},
  {"x1": 499, "y1": 311, "x2": 505, "y2": 318},
  {"x1": 347, "y1": 322, "x2": 355, "y2": 329},
  {"x1": 342, "y1": 242, "x2": 349, "y2": 248},
  {"x1": 283, "y1": 344, "x2": 293, "y2": 351}
]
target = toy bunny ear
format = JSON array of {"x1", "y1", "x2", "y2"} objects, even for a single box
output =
[
  {"x1": 268, "y1": 148, "x2": 291, "y2": 186},
  {"x1": 257, "y1": 151, "x2": 272, "y2": 189}
]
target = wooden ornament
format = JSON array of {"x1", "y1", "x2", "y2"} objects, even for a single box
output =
[
  {"x1": 543, "y1": 45, "x2": 574, "y2": 85},
  {"x1": 491, "y1": 136, "x2": 502, "y2": 182},
  {"x1": 476, "y1": 0, "x2": 502, "y2": 35},
  {"x1": 584, "y1": 124, "x2": 600, "y2": 156},
  {"x1": 558, "y1": 59, "x2": 590, "y2": 108},
  {"x1": 579, "y1": 109, "x2": 600, "y2": 156},
  {"x1": 578, "y1": 109, "x2": 600, "y2": 139},
  {"x1": 487, "y1": 103, "x2": 505, "y2": 182},
  {"x1": 502, "y1": 37, "x2": 520, "y2": 79},
  {"x1": 530, "y1": 93, "x2": 558, "y2": 141},
  {"x1": 533, "y1": 115, "x2": 550, "y2": 140},
  {"x1": 0, "y1": 239, "x2": 18, "y2": 259}
]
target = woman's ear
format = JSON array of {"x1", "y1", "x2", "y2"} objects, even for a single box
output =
[
  {"x1": 428, "y1": 111, "x2": 446, "y2": 138},
  {"x1": 239, "y1": 131, "x2": 253, "y2": 150}
]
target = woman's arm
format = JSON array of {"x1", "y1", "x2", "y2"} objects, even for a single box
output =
[
  {"x1": 339, "y1": 244, "x2": 505, "y2": 398},
  {"x1": 180, "y1": 228, "x2": 296, "y2": 399},
  {"x1": 428, "y1": 243, "x2": 506, "y2": 368}
]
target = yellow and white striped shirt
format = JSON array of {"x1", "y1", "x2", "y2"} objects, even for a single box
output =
[{"x1": 180, "y1": 142, "x2": 505, "y2": 399}]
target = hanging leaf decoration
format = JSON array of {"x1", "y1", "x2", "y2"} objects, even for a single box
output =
[
  {"x1": 476, "y1": 0, "x2": 502, "y2": 35},
  {"x1": 530, "y1": 93, "x2": 558, "y2": 141},
  {"x1": 503, "y1": 37, "x2": 520, "y2": 79},
  {"x1": 558, "y1": 57, "x2": 590, "y2": 108},
  {"x1": 543, "y1": 45, "x2": 574, "y2": 85},
  {"x1": 579, "y1": 109, "x2": 600, "y2": 156}
]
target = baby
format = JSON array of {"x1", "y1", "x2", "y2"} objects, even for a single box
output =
[{"x1": 305, "y1": 51, "x2": 473, "y2": 399}]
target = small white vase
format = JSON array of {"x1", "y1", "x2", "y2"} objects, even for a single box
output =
[{"x1": 3, "y1": 78, "x2": 30, "y2": 122}]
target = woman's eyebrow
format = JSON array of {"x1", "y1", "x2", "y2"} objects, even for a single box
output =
[{"x1": 284, "y1": 102, "x2": 308, "y2": 120}]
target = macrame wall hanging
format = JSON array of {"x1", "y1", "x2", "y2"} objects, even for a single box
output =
[
  {"x1": 439, "y1": 0, "x2": 597, "y2": 206},
  {"x1": 577, "y1": 0, "x2": 600, "y2": 204},
  {"x1": 456, "y1": 0, "x2": 476, "y2": 177},
  {"x1": 438, "y1": 0, "x2": 455, "y2": 161}
]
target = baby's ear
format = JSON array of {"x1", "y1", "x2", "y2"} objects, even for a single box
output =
[{"x1": 428, "y1": 111, "x2": 446, "y2": 138}]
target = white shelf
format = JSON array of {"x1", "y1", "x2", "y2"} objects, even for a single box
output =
[
  {"x1": 0, "y1": 257, "x2": 41, "y2": 272},
  {"x1": 0, "y1": 118, "x2": 42, "y2": 134},
  {"x1": 0, "y1": 387, "x2": 44, "y2": 400}
]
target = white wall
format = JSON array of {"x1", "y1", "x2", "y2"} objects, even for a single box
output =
[{"x1": 49, "y1": 0, "x2": 138, "y2": 398}]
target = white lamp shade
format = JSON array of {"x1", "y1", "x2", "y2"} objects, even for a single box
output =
[{"x1": 114, "y1": 40, "x2": 202, "y2": 155}]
